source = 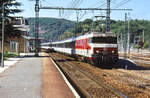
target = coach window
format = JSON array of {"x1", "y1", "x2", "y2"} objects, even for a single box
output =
[
  {"x1": 60, "y1": 44, "x2": 61, "y2": 47},
  {"x1": 61, "y1": 43, "x2": 63, "y2": 47},
  {"x1": 70, "y1": 42, "x2": 72, "y2": 48},
  {"x1": 73, "y1": 41, "x2": 75, "y2": 48},
  {"x1": 59, "y1": 43, "x2": 63, "y2": 47},
  {"x1": 88, "y1": 38, "x2": 92, "y2": 43},
  {"x1": 63, "y1": 43, "x2": 65, "y2": 48},
  {"x1": 66, "y1": 42, "x2": 68, "y2": 48},
  {"x1": 71, "y1": 42, "x2": 73, "y2": 48},
  {"x1": 56, "y1": 44, "x2": 58, "y2": 47},
  {"x1": 68, "y1": 42, "x2": 70, "y2": 48},
  {"x1": 67, "y1": 42, "x2": 69, "y2": 48},
  {"x1": 69, "y1": 42, "x2": 71, "y2": 48},
  {"x1": 67, "y1": 42, "x2": 70, "y2": 48}
]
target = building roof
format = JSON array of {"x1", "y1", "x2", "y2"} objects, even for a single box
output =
[{"x1": 22, "y1": 36, "x2": 44, "y2": 40}]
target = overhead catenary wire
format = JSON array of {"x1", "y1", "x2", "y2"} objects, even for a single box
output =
[
  {"x1": 78, "y1": 0, "x2": 110, "y2": 20},
  {"x1": 42, "y1": 0, "x2": 53, "y2": 6},
  {"x1": 89, "y1": 0, "x2": 106, "y2": 8},
  {"x1": 79, "y1": 0, "x2": 131, "y2": 20},
  {"x1": 97, "y1": 0, "x2": 119, "y2": 8},
  {"x1": 65, "y1": 0, "x2": 81, "y2": 17},
  {"x1": 77, "y1": 0, "x2": 105, "y2": 20},
  {"x1": 112, "y1": 0, "x2": 131, "y2": 8},
  {"x1": 39, "y1": 0, "x2": 132, "y2": 23},
  {"x1": 63, "y1": 0, "x2": 84, "y2": 19}
]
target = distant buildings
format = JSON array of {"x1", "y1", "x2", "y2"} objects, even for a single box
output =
[{"x1": 24, "y1": 36, "x2": 43, "y2": 52}]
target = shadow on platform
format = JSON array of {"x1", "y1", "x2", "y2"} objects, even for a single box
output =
[{"x1": 20, "y1": 55, "x2": 50, "y2": 58}]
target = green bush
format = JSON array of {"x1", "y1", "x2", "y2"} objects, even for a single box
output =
[
  {"x1": 144, "y1": 41, "x2": 149, "y2": 48},
  {"x1": 134, "y1": 44, "x2": 140, "y2": 48},
  {"x1": 0, "y1": 52, "x2": 18, "y2": 61}
]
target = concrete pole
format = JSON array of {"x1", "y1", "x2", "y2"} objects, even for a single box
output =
[
  {"x1": 1, "y1": 3, "x2": 5, "y2": 67},
  {"x1": 149, "y1": 35, "x2": 150, "y2": 51},
  {"x1": 127, "y1": 15, "x2": 130, "y2": 54},
  {"x1": 121, "y1": 33, "x2": 123, "y2": 52},
  {"x1": 106, "y1": 0, "x2": 111, "y2": 32},
  {"x1": 143, "y1": 29, "x2": 144, "y2": 43},
  {"x1": 124, "y1": 13, "x2": 127, "y2": 59},
  {"x1": 35, "y1": 0, "x2": 40, "y2": 56}
]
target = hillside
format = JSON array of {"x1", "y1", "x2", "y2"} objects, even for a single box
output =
[
  {"x1": 28, "y1": 18, "x2": 150, "y2": 48},
  {"x1": 27, "y1": 17, "x2": 75, "y2": 41}
]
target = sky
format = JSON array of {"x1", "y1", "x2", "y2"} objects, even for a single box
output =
[{"x1": 16, "y1": 0, "x2": 150, "y2": 21}]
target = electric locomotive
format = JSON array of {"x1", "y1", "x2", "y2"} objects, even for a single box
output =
[{"x1": 75, "y1": 32, "x2": 118, "y2": 64}]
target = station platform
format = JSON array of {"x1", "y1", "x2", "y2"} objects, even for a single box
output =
[{"x1": 0, "y1": 53, "x2": 77, "y2": 98}]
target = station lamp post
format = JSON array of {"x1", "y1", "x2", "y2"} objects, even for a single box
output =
[{"x1": 1, "y1": 1, "x2": 16, "y2": 67}]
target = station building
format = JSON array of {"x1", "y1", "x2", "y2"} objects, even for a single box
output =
[
  {"x1": 0, "y1": 17, "x2": 30, "y2": 53},
  {"x1": 0, "y1": 17, "x2": 43, "y2": 54}
]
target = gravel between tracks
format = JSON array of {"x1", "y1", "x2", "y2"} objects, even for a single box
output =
[{"x1": 50, "y1": 52, "x2": 150, "y2": 98}]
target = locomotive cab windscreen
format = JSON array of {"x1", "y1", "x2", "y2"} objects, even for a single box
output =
[{"x1": 89, "y1": 36, "x2": 117, "y2": 44}]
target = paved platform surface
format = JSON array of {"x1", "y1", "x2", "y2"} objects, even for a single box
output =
[
  {"x1": 0, "y1": 53, "x2": 76, "y2": 98},
  {"x1": 0, "y1": 57, "x2": 42, "y2": 98},
  {"x1": 42, "y1": 53, "x2": 76, "y2": 98}
]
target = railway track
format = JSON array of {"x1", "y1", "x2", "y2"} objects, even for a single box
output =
[
  {"x1": 130, "y1": 56, "x2": 150, "y2": 64},
  {"x1": 48, "y1": 52, "x2": 150, "y2": 97},
  {"x1": 116, "y1": 69, "x2": 150, "y2": 90},
  {"x1": 120, "y1": 53, "x2": 150, "y2": 68},
  {"x1": 122, "y1": 55, "x2": 150, "y2": 80},
  {"x1": 64, "y1": 59, "x2": 128, "y2": 98},
  {"x1": 49, "y1": 53, "x2": 127, "y2": 98}
]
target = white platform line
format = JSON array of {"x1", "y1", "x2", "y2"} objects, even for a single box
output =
[{"x1": 50, "y1": 57, "x2": 80, "y2": 98}]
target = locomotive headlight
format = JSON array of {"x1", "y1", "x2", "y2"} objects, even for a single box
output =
[
  {"x1": 112, "y1": 51, "x2": 115, "y2": 53},
  {"x1": 96, "y1": 50, "x2": 100, "y2": 53}
]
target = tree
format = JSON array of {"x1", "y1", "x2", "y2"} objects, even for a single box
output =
[
  {"x1": 0, "y1": 0, "x2": 22, "y2": 40},
  {"x1": 83, "y1": 19, "x2": 93, "y2": 24}
]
